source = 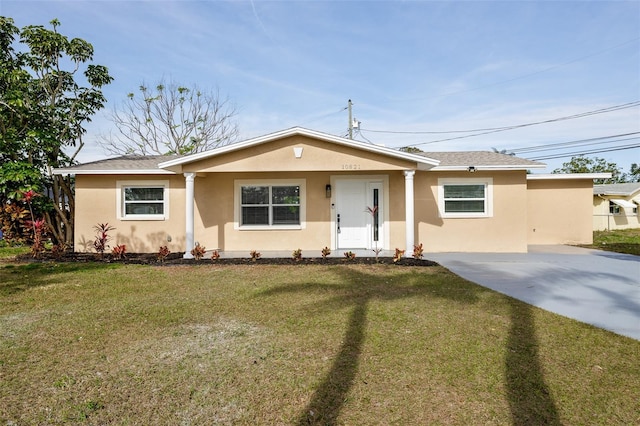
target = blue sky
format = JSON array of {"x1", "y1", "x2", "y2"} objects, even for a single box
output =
[{"x1": 3, "y1": 0, "x2": 639, "y2": 173}]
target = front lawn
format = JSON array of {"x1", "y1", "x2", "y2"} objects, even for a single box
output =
[
  {"x1": 582, "y1": 228, "x2": 640, "y2": 256},
  {"x1": 1, "y1": 262, "x2": 638, "y2": 424}
]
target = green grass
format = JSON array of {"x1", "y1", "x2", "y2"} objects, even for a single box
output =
[
  {"x1": 582, "y1": 228, "x2": 640, "y2": 256},
  {"x1": 0, "y1": 244, "x2": 29, "y2": 260},
  {"x1": 1, "y1": 262, "x2": 639, "y2": 425}
]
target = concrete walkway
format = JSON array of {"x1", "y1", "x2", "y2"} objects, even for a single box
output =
[{"x1": 429, "y1": 246, "x2": 640, "y2": 340}]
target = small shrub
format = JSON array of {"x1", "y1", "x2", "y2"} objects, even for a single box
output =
[
  {"x1": 321, "y1": 246, "x2": 331, "y2": 259},
  {"x1": 157, "y1": 245, "x2": 171, "y2": 262},
  {"x1": 211, "y1": 250, "x2": 220, "y2": 260},
  {"x1": 250, "y1": 250, "x2": 261, "y2": 261},
  {"x1": 51, "y1": 243, "x2": 68, "y2": 260},
  {"x1": 393, "y1": 248, "x2": 405, "y2": 263},
  {"x1": 372, "y1": 246, "x2": 383, "y2": 262},
  {"x1": 93, "y1": 223, "x2": 115, "y2": 258},
  {"x1": 292, "y1": 248, "x2": 302, "y2": 262},
  {"x1": 191, "y1": 243, "x2": 206, "y2": 260},
  {"x1": 412, "y1": 243, "x2": 423, "y2": 260},
  {"x1": 344, "y1": 251, "x2": 356, "y2": 261},
  {"x1": 111, "y1": 244, "x2": 127, "y2": 260}
]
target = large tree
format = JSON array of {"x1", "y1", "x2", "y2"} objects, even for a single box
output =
[
  {"x1": 0, "y1": 17, "x2": 113, "y2": 246},
  {"x1": 99, "y1": 79, "x2": 239, "y2": 156},
  {"x1": 552, "y1": 156, "x2": 624, "y2": 184}
]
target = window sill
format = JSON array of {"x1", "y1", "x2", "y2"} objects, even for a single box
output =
[
  {"x1": 119, "y1": 215, "x2": 167, "y2": 221},
  {"x1": 237, "y1": 225, "x2": 302, "y2": 231},
  {"x1": 439, "y1": 213, "x2": 491, "y2": 219}
]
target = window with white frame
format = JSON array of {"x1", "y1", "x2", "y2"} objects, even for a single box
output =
[
  {"x1": 609, "y1": 201, "x2": 620, "y2": 215},
  {"x1": 236, "y1": 180, "x2": 305, "y2": 229},
  {"x1": 117, "y1": 181, "x2": 169, "y2": 220},
  {"x1": 438, "y1": 178, "x2": 493, "y2": 218}
]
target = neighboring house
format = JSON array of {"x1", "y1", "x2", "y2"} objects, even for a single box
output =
[
  {"x1": 54, "y1": 127, "x2": 608, "y2": 256},
  {"x1": 593, "y1": 182, "x2": 640, "y2": 231}
]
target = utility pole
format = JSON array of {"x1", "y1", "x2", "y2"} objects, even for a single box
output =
[{"x1": 348, "y1": 99, "x2": 353, "y2": 139}]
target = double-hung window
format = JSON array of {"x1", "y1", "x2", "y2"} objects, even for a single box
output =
[
  {"x1": 117, "y1": 180, "x2": 169, "y2": 220},
  {"x1": 236, "y1": 180, "x2": 305, "y2": 229},
  {"x1": 438, "y1": 178, "x2": 493, "y2": 218}
]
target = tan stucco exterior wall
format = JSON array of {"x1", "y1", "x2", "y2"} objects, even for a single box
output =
[
  {"x1": 74, "y1": 174, "x2": 186, "y2": 253},
  {"x1": 415, "y1": 171, "x2": 529, "y2": 253},
  {"x1": 190, "y1": 171, "x2": 409, "y2": 252},
  {"x1": 592, "y1": 194, "x2": 640, "y2": 231},
  {"x1": 527, "y1": 179, "x2": 593, "y2": 245},
  {"x1": 183, "y1": 136, "x2": 417, "y2": 173}
]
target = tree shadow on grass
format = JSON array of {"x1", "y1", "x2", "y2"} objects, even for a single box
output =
[
  {"x1": 259, "y1": 266, "x2": 481, "y2": 425},
  {"x1": 506, "y1": 302, "x2": 561, "y2": 425},
  {"x1": 258, "y1": 265, "x2": 562, "y2": 425},
  {"x1": 0, "y1": 262, "x2": 120, "y2": 296}
]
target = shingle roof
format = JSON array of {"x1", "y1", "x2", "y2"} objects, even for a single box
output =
[
  {"x1": 593, "y1": 182, "x2": 640, "y2": 196},
  {"x1": 421, "y1": 151, "x2": 544, "y2": 169},
  {"x1": 54, "y1": 155, "x2": 182, "y2": 174}
]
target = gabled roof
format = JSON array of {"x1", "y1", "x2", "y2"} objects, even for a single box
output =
[
  {"x1": 422, "y1": 151, "x2": 545, "y2": 171},
  {"x1": 53, "y1": 155, "x2": 181, "y2": 175},
  {"x1": 593, "y1": 182, "x2": 640, "y2": 196},
  {"x1": 158, "y1": 127, "x2": 440, "y2": 172}
]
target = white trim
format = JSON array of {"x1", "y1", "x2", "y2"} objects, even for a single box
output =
[
  {"x1": 184, "y1": 173, "x2": 196, "y2": 259},
  {"x1": 438, "y1": 177, "x2": 493, "y2": 218},
  {"x1": 234, "y1": 179, "x2": 306, "y2": 230},
  {"x1": 527, "y1": 173, "x2": 612, "y2": 180},
  {"x1": 330, "y1": 175, "x2": 390, "y2": 251},
  {"x1": 404, "y1": 170, "x2": 415, "y2": 252},
  {"x1": 116, "y1": 180, "x2": 170, "y2": 221},
  {"x1": 432, "y1": 164, "x2": 545, "y2": 172},
  {"x1": 159, "y1": 127, "x2": 440, "y2": 171}
]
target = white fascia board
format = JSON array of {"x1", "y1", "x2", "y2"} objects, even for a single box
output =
[
  {"x1": 52, "y1": 168, "x2": 175, "y2": 176},
  {"x1": 431, "y1": 164, "x2": 546, "y2": 172},
  {"x1": 158, "y1": 127, "x2": 440, "y2": 170},
  {"x1": 527, "y1": 173, "x2": 612, "y2": 180}
]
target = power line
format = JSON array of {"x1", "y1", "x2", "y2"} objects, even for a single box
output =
[
  {"x1": 364, "y1": 101, "x2": 640, "y2": 148},
  {"x1": 361, "y1": 101, "x2": 640, "y2": 136},
  {"x1": 527, "y1": 143, "x2": 640, "y2": 161},
  {"x1": 511, "y1": 132, "x2": 640, "y2": 154}
]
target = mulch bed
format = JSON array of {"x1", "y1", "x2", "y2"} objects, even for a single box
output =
[{"x1": 17, "y1": 252, "x2": 439, "y2": 267}]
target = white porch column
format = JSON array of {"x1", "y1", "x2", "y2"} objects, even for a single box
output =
[
  {"x1": 404, "y1": 170, "x2": 415, "y2": 254},
  {"x1": 183, "y1": 172, "x2": 196, "y2": 259}
]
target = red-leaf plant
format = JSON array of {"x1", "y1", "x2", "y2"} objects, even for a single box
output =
[{"x1": 93, "y1": 223, "x2": 115, "y2": 258}]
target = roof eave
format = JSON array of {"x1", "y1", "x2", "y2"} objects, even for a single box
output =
[
  {"x1": 52, "y1": 168, "x2": 176, "y2": 176},
  {"x1": 527, "y1": 173, "x2": 612, "y2": 180}
]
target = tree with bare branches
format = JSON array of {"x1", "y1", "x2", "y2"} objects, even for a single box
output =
[{"x1": 100, "y1": 79, "x2": 239, "y2": 155}]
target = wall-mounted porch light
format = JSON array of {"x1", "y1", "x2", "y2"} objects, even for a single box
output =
[{"x1": 326, "y1": 184, "x2": 332, "y2": 198}]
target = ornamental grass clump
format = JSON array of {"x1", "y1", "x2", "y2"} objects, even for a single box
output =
[
  {"x1": 191, "y1": 243, "x2": 206, "y2": 260},
  {"x1": 412, "y1": 243, "x2": 424, "y2": 260},
  {"x1": 393, "y1": 248, "x2": 405, "y2": 263},
  {"x1": 157, "y1": 245, "x2": 170, "y2": 262},
  {"x1": 321, "y1": 246, "x2": 331, "y2": 259},
  {"x1": 250, "y1": 250, "x2": 261, "y2": 261},
  {"x1": 343, "y1": 251, "x2": 356, "y2": 261},
  {"x1": 111, "y1": 244, "x2": 127, "y2": 260},
  {"x1": 292, "y1": 249, "x2": 302, "y2": 262}
]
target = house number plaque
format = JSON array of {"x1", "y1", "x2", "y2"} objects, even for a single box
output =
[{"x1": 341, "y1": 164, "x2": 361, "y2": 170}]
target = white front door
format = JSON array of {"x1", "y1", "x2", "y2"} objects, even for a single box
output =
[{"x1": 335, "y1": 179, "x2": 384, "y2": 250}]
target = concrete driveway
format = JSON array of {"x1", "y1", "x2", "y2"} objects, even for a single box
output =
[{"x1": 429, "y1": 245, "x2": 640, "y2": 340}]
